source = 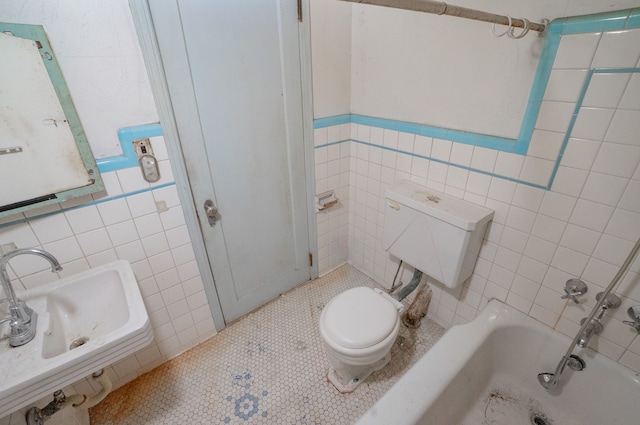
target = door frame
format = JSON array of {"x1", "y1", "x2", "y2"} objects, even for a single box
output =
[{"x1": 128, "y1": 0, "x2": 318, "y2": 331}]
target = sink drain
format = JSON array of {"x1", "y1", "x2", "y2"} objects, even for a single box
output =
[
  {"x1": 69, "y1": 336, "x2": 89, "y2": 350},
  {"x1": 530, "y1": 413, "x2": 550, "y2": 425}
]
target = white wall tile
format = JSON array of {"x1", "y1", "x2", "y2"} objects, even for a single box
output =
[
  {"x1": 470, "y1": 147, "x2": 497, "y2": 173},
  {"x1": 445, "y1": 167, "x2": 468, "y2": 190},
  {"x1": 591, "y1": 29, "x2": 640, "y2": 68},
  {"x1": 29, "y1": 214, "x2": 73, "y2": 244},
  {"x1": 397, "y1": 132, "x2": 415, "y2": 152},
  {"x1": 551, "y1": 246, "x2": 589, "y2": 276},
  {"x1": 539, "y1": 191, "x2": 576, "y2": 221},
  {"x1": 571, "y1": 107, "x2": 615, "y2": 141},
  {"x1": 605, "y1": 209, "x2": 640, "y2": 242},
  {"x1": 488, "y1": 178, "x2": 516, "y2": 203},
  {"x1": 620, "y1": 180, "x2": 640, "y2": 213},
  {"x1": 544, "y1": 69, "x2": 588, "y2": 102},
  {"x1": 76, "y1": 228, "x2": 113, "y2": 256},
  {"x1": 592, "y1": 142, "x2": 640, "y2": 179},
  {"x1": 414, "y1": 135, "x2": 432, "y2": 156},
  {"x1": 494, "y1": 152, "x2": 524, "y2": 179},
  {"x1": 64, "y1": 205, "x2": 104, "y2": 234},
  {"x1": 561, "y1": 138, "x2": 601, "y2": 170},
  {"x1": 106, "y1": 220, "x2": 139, "y2": 246},
  {"x1": 134, "y1": 213, "x2": 164, "y2": 238},
  {"x1": 528, "y1": 130, "x2": 565, "y2": 161},
  {"x1": 619, "y1": 73, "x2": 640, "y2": 110},
  {"x1": 524, "y1": 236, "x2": 556, "y2": 265},
  {"x1": 149, "y1": 251, "x2": 176, "y2": 274},
  {"x1": 42, "y1": 237, "x2": 84, "y2": 264},
  {"x1": 580, "y1": 172, "x2": 627, "y2": 206},
  {"x1": 605, "y1": 109, "x2": 640, "y2": 145},
  {"x1": 592, "y1": 234, "x2": 635, "y2": 267},
  {"x1": 86, "y1": 249, "x2": 118, "y2": 268},
  {"x1": 506, "y1": 206, "x2": 536, "y2": 233},
  {"x1": 100, "y1": 171, "x2": 123, "y2": 197},
  {"x1": 466, "y1": 172, "x2": 492, "y2": 196},
  {"x1": 552, "y1": 32, "x2": 600, "y2": 69},
  {"x1": 570, "y1": 199, "x2": 614, "y2": 232},
  {"x1": 535, "y1": 101, "x2": 575, "y2": 133},
  {"x1": 97, "y1": 198, "x2": 132, "y2": 226},
  {"x1": 560, "y1": 223, "x2": 600, "y2": 256},
  {"x1": 582, "y1": 72, "x2": 630, "y2": 108},
  {"x1": 431, "y1": 139, "x2": 452, "y2": 161},
  {"x1": 532, "y1": 214, "x2": 567, "y2": 244},
  {"x1": 160, "y1": 206, "x2": 186, "y2": 230},
  {"x1": 449, "y1": 143, "x2": 473, "y2": 167},
  {"x1": 519, "y1": 157, "x2": 555, "y2": 187},
  {"x1": 141, "y1": 233, "x2": 170, "y2": 257},
  {"x1": 551, "y1": 166, "x2": 588, "y2": 196},
  {"x1": 510, "y1": 275, "x2": 541, "y2": 301},
  {"x1": 516, "y1": 256, "x2": 548, "y2": 284},
  {"x1": 126, "y1": 191, "x2": 158, "y2": 218},
  {"x1": 117, "y1": 167, "x2": 150, "y2": 193}
]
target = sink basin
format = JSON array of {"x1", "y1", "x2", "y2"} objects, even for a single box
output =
[{"x1": 0, "y1": 260, "x2": 153, "y2": 417}]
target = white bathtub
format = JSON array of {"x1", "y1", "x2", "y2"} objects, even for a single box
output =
[{"x1": 356, "y1": 300, "x2": 640, "y2": 425}]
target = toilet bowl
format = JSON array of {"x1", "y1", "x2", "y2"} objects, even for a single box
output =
[{"x1": 319, "y1": 286, "x2": 404, "y2": 393}]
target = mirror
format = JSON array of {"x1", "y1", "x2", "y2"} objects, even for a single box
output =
[{"x1": 0, "y1": 23, "x2": 103, "y2": 217}]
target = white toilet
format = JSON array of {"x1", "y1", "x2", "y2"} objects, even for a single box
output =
[{"x1": 319, "y1": 180, "x2": 493, "y2": 392}]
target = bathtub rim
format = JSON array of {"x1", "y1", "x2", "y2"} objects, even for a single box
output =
[{"x1": 355, "y1": 298, "x2": 640, "y2": 425}]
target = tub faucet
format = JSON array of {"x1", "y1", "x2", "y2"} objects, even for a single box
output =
[
  {"x1": 0, "y1": 248, "x2": 62, "y2": 347},
  {"x1": 577, "y1": 292, "x2": 621, "y2": 349}
]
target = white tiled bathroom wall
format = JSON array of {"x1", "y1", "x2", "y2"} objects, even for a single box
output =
[{"x1": 315, "y1": 26, "x2": 640, "y2": 373}]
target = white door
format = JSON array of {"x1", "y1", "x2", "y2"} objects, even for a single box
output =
[{"x1": 147, "y1": 0, "x2": 313, "y2": 323}]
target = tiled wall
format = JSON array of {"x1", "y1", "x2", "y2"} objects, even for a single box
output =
[
  {"x1": 315, "y1": 17, "x2": 640, "y2": 373},
  {"x1": 0, "y1": 135, "x2": 216, "y2": 424}
]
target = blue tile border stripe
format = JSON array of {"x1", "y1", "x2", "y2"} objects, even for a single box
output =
[
  {"x1": 351, "y1": 139, "x2": 548, "y2": 190},
  {"x1": 97, "y1": 123, "x2": 163, "y2": 173}
]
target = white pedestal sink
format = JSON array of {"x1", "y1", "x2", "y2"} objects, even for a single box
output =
[{"x1": 0, "y1": 260, "x2": 153, "y2": 417}]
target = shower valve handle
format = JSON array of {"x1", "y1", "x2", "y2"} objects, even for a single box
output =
[
  {"x1": 561, "y1": 278, "x2": 588, "y2": 304},
  {"x1": 623, "y1": 306, "x2": 640, "y2": 333}
]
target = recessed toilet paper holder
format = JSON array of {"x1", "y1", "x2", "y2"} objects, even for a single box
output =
[{"x1": 315, "y1": 190, "x2": 339, "y2": 211}]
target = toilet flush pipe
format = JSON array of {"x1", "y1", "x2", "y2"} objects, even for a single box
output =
[{"x1": 391, "y1": 269, "x2": 423, "y2": 302}]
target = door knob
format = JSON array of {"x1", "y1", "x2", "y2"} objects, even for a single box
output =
[{"x1": 204, "y1": 200, "x2": 218, "y2": 226}]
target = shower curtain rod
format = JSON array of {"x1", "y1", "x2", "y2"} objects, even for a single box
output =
[{"x1": 339, "y1": 0, "x2": 547, "y2": 34}]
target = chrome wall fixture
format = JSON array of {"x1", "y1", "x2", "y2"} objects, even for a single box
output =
[{"x1": 538, "y1": 237, "x2": 640, "y2": 390}]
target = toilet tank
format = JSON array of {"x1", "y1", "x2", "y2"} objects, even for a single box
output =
[{"x1": 382, "y1": 180, "x2": 494, "y2": 289}]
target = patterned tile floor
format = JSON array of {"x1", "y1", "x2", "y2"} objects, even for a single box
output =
[{"x1": 90, "y1": 265, "x2": 445, "y2": 425}]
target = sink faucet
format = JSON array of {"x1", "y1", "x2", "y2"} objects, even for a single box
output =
[{"x1": 0, "y1": 248, "x2": 62, "y2": 347}]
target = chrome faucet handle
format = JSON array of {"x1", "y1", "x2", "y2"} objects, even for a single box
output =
[
  {"x1": 561, "y1": 278, "x2": 588, "y2": 303},
  {"x1": 623, "y1": 306, "x2": 640, "y2": 333},
  {"x1": 595, "y1": 292, "x2": 621, "y2": 309}
]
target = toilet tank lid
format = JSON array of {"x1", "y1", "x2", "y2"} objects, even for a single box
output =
[{"x1": 385, "y1": 180, "x2": 494, "y2": 231}]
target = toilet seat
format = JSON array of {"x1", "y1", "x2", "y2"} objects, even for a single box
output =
[{"x1": 322, "y1": 287, "x2": 398, "y2": 349}]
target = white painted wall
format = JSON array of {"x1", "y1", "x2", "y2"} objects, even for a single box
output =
[
  {"x1": 310, "y1": 0, "x2": 352, "y2": 117},
  {"x1": 312, "y1": 0, "x2": 640, "y2": 138}
]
